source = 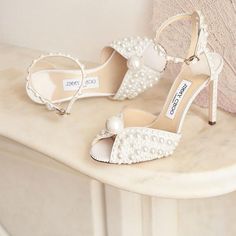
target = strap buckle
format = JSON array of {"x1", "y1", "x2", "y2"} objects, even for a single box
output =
[
  {"x1": 184, "y1": 55, "x2": 200, "y2": 65},
  {"x1": 56, "y1": 108, "x2": 67, "y2": 116}
]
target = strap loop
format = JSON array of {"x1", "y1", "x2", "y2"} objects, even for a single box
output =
[
  {"x1": 184, "y1": 55, "x2": 200, "y2": 65},
  {"x1": 154, "y1": 11, "x2": 205, "y2": 65}
]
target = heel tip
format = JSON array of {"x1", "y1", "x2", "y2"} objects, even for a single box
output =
[{"x1": 208, "y1": 121, "x2": 216, "y2": 125}]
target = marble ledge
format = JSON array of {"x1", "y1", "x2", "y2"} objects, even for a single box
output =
[{"x1": 0, "y1": 43, "x2": 236, "y2": 199}]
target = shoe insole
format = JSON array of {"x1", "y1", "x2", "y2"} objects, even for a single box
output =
[{"x1": 29, "y1": 51, "x2": 127, "y2": 102}]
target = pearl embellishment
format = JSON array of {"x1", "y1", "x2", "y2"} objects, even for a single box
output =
[
  {"x1": 127, "y1": 55, "x2": 142, "y2": 70},
  {"x1": 106, "y1": 116, "x2": 124, "y2": 134},
  {"x1": 108, "y1": 127, "x2": 181, "y2": 164},
  {"x1": 110, "y1": 36, "x2": 166, "y2": 100}
]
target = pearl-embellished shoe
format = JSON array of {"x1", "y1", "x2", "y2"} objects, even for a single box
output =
[
  {"x1": 26, "y1": 35, "x2": 173, "y2": 115},
  {"x1": 90, "y1": 11, "x2": 224, "y2": 164}
]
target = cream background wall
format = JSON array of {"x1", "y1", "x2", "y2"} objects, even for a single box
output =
[{"x1": 0, "y1": 0, "x2": 153, "y2": 62}]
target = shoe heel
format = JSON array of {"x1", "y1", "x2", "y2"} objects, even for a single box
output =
[{"x1": 208, "y1": 77, "x2": 218, "y2": 125}]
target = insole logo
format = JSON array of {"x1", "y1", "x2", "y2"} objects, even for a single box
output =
[
  {"x1": 166, "y1": 80, "x2": 192, "y2": 120},
  {"x1": 63, "y1": 77, "x2": 99, "y2": 91}
]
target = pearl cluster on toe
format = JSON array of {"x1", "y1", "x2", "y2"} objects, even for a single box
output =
[
  {"x1": 109, "y1": 36, "x2": 167, "y2": 100},
  {"x1": 91, "y1": 114, "x2": 124, "y2": 146},
  {"x1": 105, "y1": 114, "x2": 124, "y2": 134},
  {"x1": 109, "y1": 127, "x2": 181, "y2": 164}
]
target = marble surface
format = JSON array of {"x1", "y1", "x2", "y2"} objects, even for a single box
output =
[
  {"x1": 0, "y1": 43, "x2": 236, "y2": 199},
  {"x1": 3, "y1": 138, "x2": 236, "y2": 236}
]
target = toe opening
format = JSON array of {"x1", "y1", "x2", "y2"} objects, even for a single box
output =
[{"x1": 90, "y1": 138, "x2": 114, "y2": 163}]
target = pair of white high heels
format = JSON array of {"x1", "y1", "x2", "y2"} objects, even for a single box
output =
[{"x1": 26, "y1": 11, "x2": 223, "y2": 164}]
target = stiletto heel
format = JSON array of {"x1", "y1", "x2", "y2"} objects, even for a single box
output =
[
  {"x1": 208, "y1": 79, "x2": 218, "y2": 125},
  {"x1": 207, "y1": 52, "x2": 224, "y2": 125}
]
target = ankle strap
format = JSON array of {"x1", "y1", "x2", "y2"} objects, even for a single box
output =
[
  {"x1": 27, "y1": 53, "x2": 86, "y2": 116},
  {"x1": 45, "y1": 55, "x2": 86, "y2": 116},
  {"x1": 154, "y1": 11, "x2": 208, "y2": 64},
  {"x1": 62, "y1": 65, "x2": 85, "y2": 115}
]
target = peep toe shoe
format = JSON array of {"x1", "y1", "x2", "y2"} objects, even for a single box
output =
[{"x1": 90, "y1": 11, "x2": 224, "y2": 164}]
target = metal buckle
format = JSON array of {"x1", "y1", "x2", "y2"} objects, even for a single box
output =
[
  {"x1": 56, "y1": 107, "x2": 67, "y2": 116},
  {"x1": 184, "y1": 55, "x2": 200, "y2": 65}
]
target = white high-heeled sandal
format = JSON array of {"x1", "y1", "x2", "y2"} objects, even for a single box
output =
[
  {"x1": 26, "y1": 36, "x2": 171, "y2": 115},
  {"x1": 90, "y1": 11, "x2": 224, "y2": 164}
]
